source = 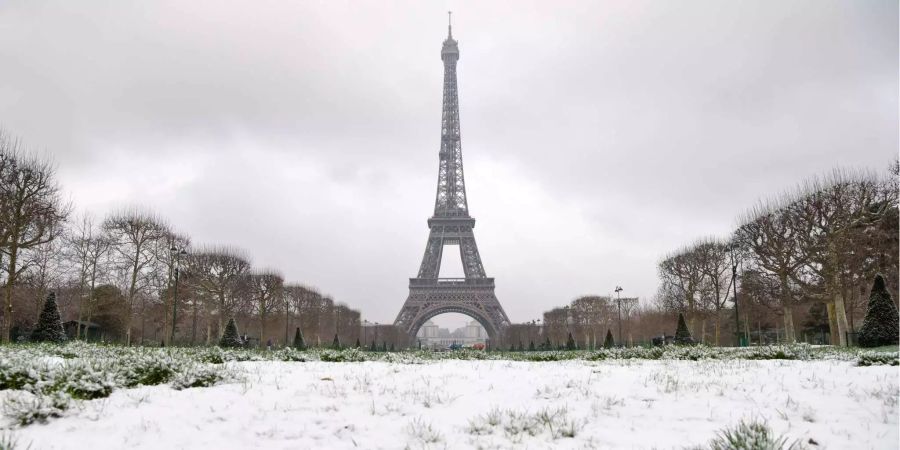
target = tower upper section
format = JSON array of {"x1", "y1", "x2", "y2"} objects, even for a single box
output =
[{"x1": 433, "y1": 13, "x2": 469, "y2": 218}]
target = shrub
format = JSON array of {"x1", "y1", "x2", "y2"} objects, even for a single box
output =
[
  {"x1": 54, "y1": 361, "x2": 117, "y2": 400},
  {"x1": 118, "y1": 354, "x2": 180, "y2": 387},
  {"x1": 219, "y1": 317, "x2": 242, "y2": 348},
  {"x1": 674, "y1": 313, "x2": 693, "y2": 345},
  {"x1": 566, "y1": 333, "x2": 576, "y2": 351},
  {"x1": 603, "y1": 329, "x2": 615, "y2": 349},
  {"x1": 320, "y1": 348, "x2": 367, "y2": 362},
  {"x1": 0, "y1": 357, "x2": 46, "y2": 391},
  {"x1": 856, "y1": 351, "x2": 899, "y2": 367},
  {"x1": 31, "y1": 292, "x2": 66, "y2": 344},
  {"x1": 706, "y1": 419, "x2": 806, "y2": 450},
  {"x1": 3, "y1": 391, "x2": 70, "y2": 426},
  {"x1": 171, "y1": 365, "x2": 226, "y2": 390},
  {"x1": 858, "y1": 274, "x2": 899, "y2": 348},
  {"x1": 293, "y1": 327, "x2": 306, "y2": 350}
]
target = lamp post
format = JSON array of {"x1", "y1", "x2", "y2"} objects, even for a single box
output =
[
  {"x1": 170, "y1": 246, "x2": 187, "y2": 345},
  {"x1": 363, "y1": 319, "x2": 368, "y2": 348},
  {"x1": 725, "y1": 243, "x2": 742, "y2": 346},
  {"x1": 614, "y1": 286, "x2": 623, "y2": 347}
]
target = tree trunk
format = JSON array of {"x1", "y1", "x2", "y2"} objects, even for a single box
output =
[
  {"x1": 826, "y1": 301, "x2": 839, "y2": 345},
  {"x1": 779, "y1": 274, "x2": 796, "y2": 343},
  {"x1": 832, "y1": 283, "x2": 849, "y2": 346},
  {"x1": 190, "y1": 300, "x2": 199, "y2": 345},
  {"x1": 218, "y1": 292, "x2": 226, "y2": 342},
  {"x1": 714, "y1": 312, "x2": 721, "y2": 347},
  {"x1": 126, "y1": 257, "x2": 140, "y2": 346},
  {"x1": 782, "y1": 306, "x2": 795, "y2": 343},
  {"x1": 3, "y1": 243, "x2": 18, "y2": 343}
]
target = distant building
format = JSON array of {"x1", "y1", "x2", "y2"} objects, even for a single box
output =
[{"x1": 416, "y1": 319, "x2": 487, "y2": 349}]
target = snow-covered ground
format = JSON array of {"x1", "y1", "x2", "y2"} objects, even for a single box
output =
[{"x1": 11, "y1": 359, "x2": 899, "y2": 449}]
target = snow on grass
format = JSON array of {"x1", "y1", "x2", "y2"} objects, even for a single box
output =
[{"x1": 5, "y1": 358, "x2": 897, "y2": 449}]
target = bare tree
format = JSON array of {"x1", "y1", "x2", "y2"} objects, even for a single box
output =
[
  {"x1": 103, "y1": 209, "x2": 169, "y2": 345},
  {"x1": 693, "y1": 238, "x2": 732, "y2": 345},
  {"x1": 0, "y1": 132, "x2": 69, "y2": 342},
  {"x1": 247, "y1": 270, "x2": 283, "y2": 346},
  {"x1": 183, "y1": 246, "x2": 250, "y2": 344},
  {"x1": 792, "y1": 170, "x2": 895, "y2": 345},
  {"x1": 658, "y1": 248, "x2": 704, "y2": 337},
  {"x1": 734, "y1": 197, "x2": 809, "y2": 343}
]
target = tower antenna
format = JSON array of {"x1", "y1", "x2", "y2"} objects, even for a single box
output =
[{"x1": 448, "y1": 11, "x2": 452, "y2": 38}]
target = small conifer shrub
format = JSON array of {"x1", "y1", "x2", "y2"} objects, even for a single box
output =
[
  {"x1": 292, "y1": 327, "x2": 306, "y2": 350},
  {"x1": 603, "y1": 329, "x2": 615, "y2": 349},
  {"x1": 566, "y1": 332, "x2": 576, "y2": 351},
  {"x1": 674, "y1": 313, "x2": 694, "y2": 345},
  {"x1": 31, "y1": 292, "x2": 67, "y2": 343},
  {"x1": 858, "y1": 274, "x2": 899, "y2": 348},
  {"x1": 219, "y1": 318, "x2": 242, "y2": 348}
]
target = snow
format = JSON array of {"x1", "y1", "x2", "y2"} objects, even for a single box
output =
[{"x1": 10, "y1": 359, "x2": 899, "y2": 449}]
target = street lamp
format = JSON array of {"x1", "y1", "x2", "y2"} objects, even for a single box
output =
[
  {"x1": 363, "y1": 319, "x2": 368, "y2": 348},
  {"x1": 170, "y1": 246, "x2": 187, "y2": 345},
  {"x1": 614, "y1": 286, "x2": 623, "y2": 347}
]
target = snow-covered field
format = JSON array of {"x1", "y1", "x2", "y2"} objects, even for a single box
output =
[{"x1": 11, "y1": 359, "x2": 898, "y2": 449}]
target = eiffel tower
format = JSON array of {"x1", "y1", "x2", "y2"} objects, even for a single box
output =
[{"x1": 394, "y1": 14, "x2": 510, "y2": 347}]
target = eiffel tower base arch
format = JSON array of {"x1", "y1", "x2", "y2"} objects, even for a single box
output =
[{"x1": 395, "y1": 279, "x2": 509, "y2": 349}]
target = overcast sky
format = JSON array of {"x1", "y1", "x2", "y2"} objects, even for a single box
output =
[{"x1": 0, "y1": 1, "x2": 896, "y2": 328}]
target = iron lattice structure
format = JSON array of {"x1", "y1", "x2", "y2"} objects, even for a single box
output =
[{"x1": 394, "y1": 20, "x2": 511, "y2": 347}]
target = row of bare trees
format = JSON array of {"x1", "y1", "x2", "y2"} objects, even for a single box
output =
[
  {"x1": 658, "y1": 166, "x2": 898, "y2": 346},
  {"x1": 0, "y1": 130, "x2": 361, "y2": 346},
  {"x1": 535, "y1": 295, "x2": 640, "y2": 348}
]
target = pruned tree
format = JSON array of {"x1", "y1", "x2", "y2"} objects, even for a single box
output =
[
  {"x1": 858, "y1": 274, "x2": 899, "y2": 347},
  {"x1": 219, "y1": 317, "x2": 242, "y2": 348},
  {"x1": 693, "y1": 238, "x2": 733, "y2": 345},
  {"x1": 658, "y1": 248, "x2": 704, "y2": 337},
  {"x1": 792, "y1": 171, "x2": 896, "y2": 345},
  {"x1": 103, "y1": 209, "x2": 170, "y2": 345},
  {"x1": 248, "y1": 270, "x2": 283, "y2": 346},
  {"x1": 183, "y1": 246, "x2": 249, "y2": 344},
  {"x1": 64, "y1": 213, "x2": 111, "y2": 339},
  {"x1": 31, "y1": 291, "x2": 66, "y2": 343},
  {"x1": 734, "y1": 198, "x2": 808, "y2": 343},
  {"x1": 674, "y1": 312, "x2": 692, "y2": 345},
  {"x1": 0, "y1": 132, "x2": 70, "y2": 342}
]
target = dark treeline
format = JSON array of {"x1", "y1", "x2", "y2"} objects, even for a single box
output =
[{"x1": 0, "y1": 131, "x2": 362, "y2": 347}]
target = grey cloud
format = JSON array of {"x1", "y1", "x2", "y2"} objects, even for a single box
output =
[{"x1": 0, "y1": 0, "x2": 896, "y2": 324}]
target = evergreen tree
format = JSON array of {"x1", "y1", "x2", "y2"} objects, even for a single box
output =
[
  {"x1": 380, "y1": 341, "x2": 387, "y2": 352},
  {"x1": 369, "y1": 340, "x2": 377, "y2": 352},
  {"x1": 390, "y1": 343, "x2": 395, "y2": 352},
  {"x1": 31, "y1": 292, "x2": 66, "y2": 343},
  {"x1": 355, "y1": 338, "x2": 361, "y2": 348},
  {"x1": 566, "y1": 332, "x2": 576, "y2": 350},
  {"x1": 332, "y1": 334, "x2": 341, "y2": 349},
  {"x1": 219, "y1": 317, "x2": 242, "y2": 348},
  {"x1": 292, "y1": 327, "x2": 305, "y2": 350},
  {"x1": 603, "y1": 329, "x2": 615, "y2": 348},
  {"x1": 674, "y1": 312, "x2": 693, "y2": 345},
  {"x1": 543, "y1": 337, "x2": 551, "y2": 350},
  {"x1": 528, "y1": 340, "x2": 535, "y2": 351},
  {"x1": 858, "y1": 274, "x2": 899, "y2": 348}
]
